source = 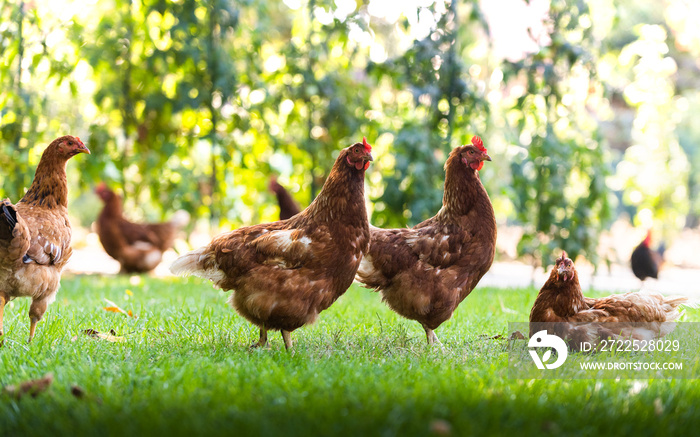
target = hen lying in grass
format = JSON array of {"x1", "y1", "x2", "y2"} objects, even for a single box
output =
[{"x1": 530, "y1": 251, "x2": 687, "y2": 349}]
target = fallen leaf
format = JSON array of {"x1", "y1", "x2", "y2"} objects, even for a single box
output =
[
  {"x1": 509, "y1": 331, "x2": 526, "y2": 340},
  {"x1": 429, "y1": 419, "x2": 452, "y2": 436},
  {"x1": 82, "y1": 329, "x2": 125, "y2": 342},
  {"x1": 103, "y1": 306, "x2": 126, "y2": 315},
  {"x1": 103, "y1": 298, "x2": 137, "y2": 318},
  {"x1": 70, "y1": 385, "x2": 85, "y2": 399},
  {"x1": 477, "y1": 334, "x2": 503, "y2": 340},
  {"x1": 3, "y1": 374, "x2": 53, "y2": 399}
]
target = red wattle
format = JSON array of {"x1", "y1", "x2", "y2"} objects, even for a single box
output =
[
  {"x1": 469, "y1": 161, "x2": 484, "y2": 171},
  {"x1": 364, "y1": 161, "x2": 370, "y2": 170}
]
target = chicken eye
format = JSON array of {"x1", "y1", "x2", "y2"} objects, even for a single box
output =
[
  {"x1": 68, "y1": 141, "x2": 74, "y2": 146},
  {"x1": 354, "y1": 148, "x2": 359, "y2": 153}
]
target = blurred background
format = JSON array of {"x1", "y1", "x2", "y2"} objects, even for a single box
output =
[{"x1": 1, "y1": 0, "x2": 699, "y2": 289}]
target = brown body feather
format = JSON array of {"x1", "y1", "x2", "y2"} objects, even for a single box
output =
[
  {"x1": 530, "y1": 253, "x2": 686, "y2": 348},
  {"x1": 0, "y1": 136, "x2": 89, "y2": 342},
  {"x1": 356, "y1": 141, "x2": 496, "y2": 344},
  {"x1": 95, "y1": 185, "x2": 186, "y2": 273},
  {"x1": 171, "y1": 141, "x2": 372, "y2": 348}
]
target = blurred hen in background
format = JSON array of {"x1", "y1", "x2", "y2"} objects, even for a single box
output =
[
  {"x1": 268, "y1": 175, "x2": 301, "y2": 220},
  {"x1": 630, "y1": 230, "x2": 665, "y2": 282},
  {"x1": 95, "y1": 184, "x2": 189, "y2": 273}
]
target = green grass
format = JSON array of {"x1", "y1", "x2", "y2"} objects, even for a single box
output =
[{"x1": 1, "y1": 274, "x2": 699, "y2": 436}]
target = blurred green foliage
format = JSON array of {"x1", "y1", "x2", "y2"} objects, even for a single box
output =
[
  {"x1": 504, "y1": 0, "x2": 612, "y2": 266},
  {"x1": 1, "y1": 0, "x2": 700, "y2": 268}
]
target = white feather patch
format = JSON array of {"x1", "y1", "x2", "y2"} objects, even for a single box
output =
[
  {"x1": 357, "y1": 254, "x2": 376, "y2": 277},
  {"x1": 268, "y1": 230, "x2": 295, "y2": 252},
  {"x1": 170, "y1": 247, "x2": 225, "y2": 284}
]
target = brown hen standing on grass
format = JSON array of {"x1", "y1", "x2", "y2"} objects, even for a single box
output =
[
  {"x1": 268, "y1": 176, "x2": 301, "y2": 220},
  {"x1": 95, "y1": 183, "x2": 189, "y2": 273},
  {"x1": 356, "y1": 136, "x2": 496, "y2": 346},
  {"x1": 0, "y1": 135, "x2": 89, "y2": 343},
  {"x1": 171, "y1": 138, "x2": 374, "y2": 349},
  {"x1": 530, "y1": 251, "x2": 687, "y2": 348}
]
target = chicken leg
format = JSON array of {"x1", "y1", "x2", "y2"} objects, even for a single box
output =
[
  {"x1": 250, "y1": 327, "x2": 268, "y2": 348},
  {"x1": 0, "y1": 292, "x2": 7, "y2": 346},
  {"x1": 423, "y1": 325, "x2": 444, "y2": 348},
  {"x1": 281, "y1": 330, "x2": 293, "y2": 350},
  {"x1": 28, "y1": 299, "x2": 48, "y2": 343}
]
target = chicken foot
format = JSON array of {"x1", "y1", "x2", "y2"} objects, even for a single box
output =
[
  {"x1": 423, "y1": 325, "x2": 444, "y2": 348},
  {"x1": 250, "y1": 327, "x2": 269, "y2": 348},
  {"x1": 27, "y1": 299, "x2": 48, "y2": 343}
]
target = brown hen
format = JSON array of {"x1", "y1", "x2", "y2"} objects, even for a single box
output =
[
  {"x1": 171, "y1": 138, "x2": 373, "y2": 349},
  {"x1": 356, "y1": 136, "x2": 496, "y2": 346},
  {"x1": 95, "y1": 184, "x2": 189, "y2": 273},
  {"x1": 0, "y1": 135, "x2": 89, "y2": 343},
  {"x1": 530, "y1": 251, "x2": 687, "y2": 348}
]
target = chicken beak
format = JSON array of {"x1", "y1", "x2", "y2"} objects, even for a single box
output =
[
  {"x1": 483, "y1": 154, "x2": 492, "y2": 162},
  {"x1": 79, "y1": 144, "x2": 91, "y2": 154},
  {"x1": 366, "y1": 152, "x2": 374, "y2": 162},
  {"x1": 557, "y1": 266, "x2": 568, "y2": 281}
]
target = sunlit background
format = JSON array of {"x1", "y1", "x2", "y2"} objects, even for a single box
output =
[{"x1": 1, "y1": 0, "x2": 699, "y2": 287}]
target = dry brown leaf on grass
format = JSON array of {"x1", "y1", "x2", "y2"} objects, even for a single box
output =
[
  {"x1": 2, "y1": 374, "x2": 53, "y2": 399},
  {"x1": 103, "y1": 298, "x2": 136, "y2": 318},
  {"x1": 509, "y1": 331, "x2": 526, "y2": 340},
  {"x1": 70, "y1": 385, "x2": 85, "y2": 399},
  {"x1": 82, "y1": 328, "x2": 125, "y2": 342},
  {"x1": 429, "y1": 419, "x2": 452, "y2": 436}
]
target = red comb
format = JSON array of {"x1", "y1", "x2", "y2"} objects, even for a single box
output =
[
  {"x1": 362, "y1": 137, "x2": 372, "y2": 152},
  {"x1": 471, "y1": 135, "x2": 486, "y2": 152}
]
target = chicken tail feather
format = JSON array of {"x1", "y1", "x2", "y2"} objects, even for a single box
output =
[
  {"x1": 170, "y1": 248, "x2": 204, "y2": 276},
  {"x1": 170, "y1": 247, "x2": 224, "y2": 284},
  {"x1": 0, "y1": 200, "x2": 18, "y2": 241}
]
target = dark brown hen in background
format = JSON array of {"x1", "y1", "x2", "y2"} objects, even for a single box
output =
[
  {"x1": 630, "y1": 230, "x2": 664, "y2": 281},
  {"x1": 0, "y1": 135, "x2": 89, "y2": 343},
  {"x1": 171, "y1": 138, "x2": 374, "y2": 349},
  {"x1": 268, "y1": 176, "x2": 301, "y2": 220},
  {"x1": 95, "y1": 184, "x2": 189, "y2": 273},
  {"x1": 356, "y1": 136, "x2": 496, "y2": 346}
]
